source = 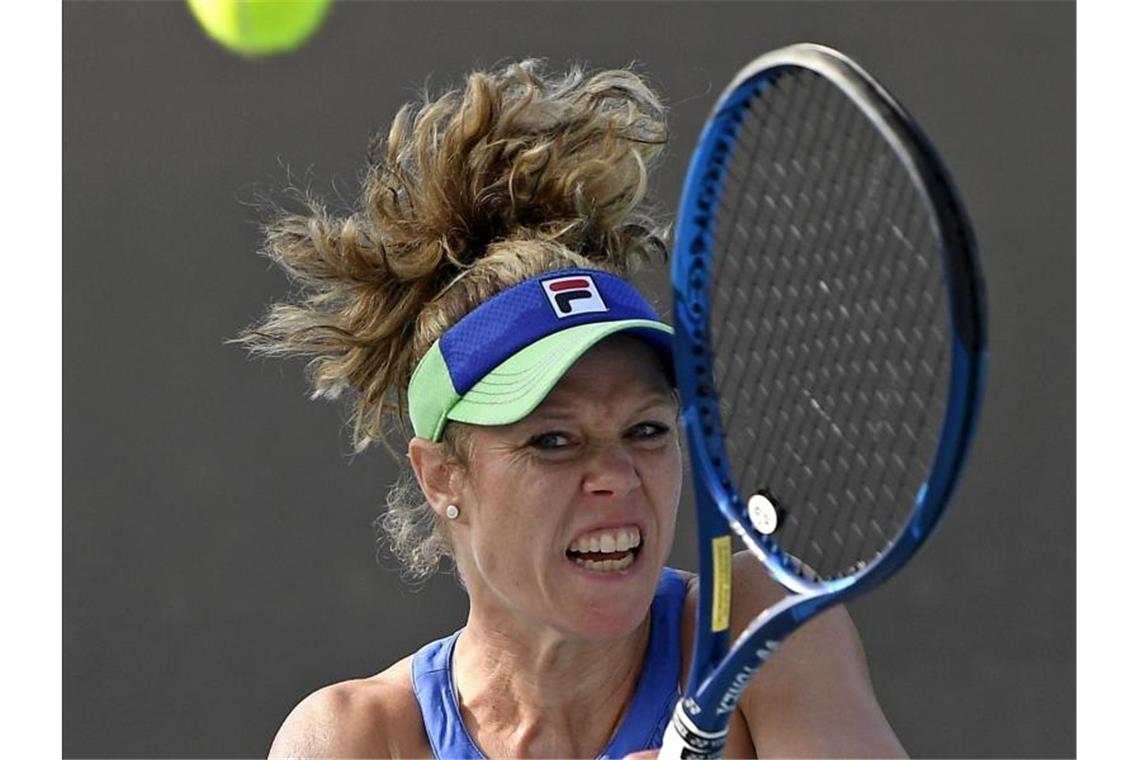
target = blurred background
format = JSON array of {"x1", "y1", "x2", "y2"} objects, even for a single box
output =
[{"x1": 63, "y1": 1, "x2": 1074, "y2": 757}]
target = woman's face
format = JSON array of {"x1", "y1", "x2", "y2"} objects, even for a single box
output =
[{"x1": 450, "y1": 335, "x2": 682, "y2": 641}]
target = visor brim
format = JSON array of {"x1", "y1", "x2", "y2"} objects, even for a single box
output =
[{"x1": 445, "y1": 319, "x2": 674, "y2": 430}]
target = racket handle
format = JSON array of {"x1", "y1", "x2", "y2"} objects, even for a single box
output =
[{"x1": 659, "y1": 701, "x2": 728, "y2": 759}]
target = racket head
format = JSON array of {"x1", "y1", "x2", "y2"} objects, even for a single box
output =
[{"x1": 671, "y1": 43, "x2": 986, "y2": 599}]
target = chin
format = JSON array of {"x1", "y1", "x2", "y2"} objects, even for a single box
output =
[{"x1": 559, "y1": 552, "x2": 664, "y2": 640}]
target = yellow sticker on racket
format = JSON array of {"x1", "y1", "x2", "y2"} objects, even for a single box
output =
[{"x1": 711, "y1": 536, "x2": 732, "y2": 632}]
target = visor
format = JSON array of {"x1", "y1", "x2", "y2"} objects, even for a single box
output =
[{"x1": 408, "y1": 269, "x2": 674, "y2": 441}]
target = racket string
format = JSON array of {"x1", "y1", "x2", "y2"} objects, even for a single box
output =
[
  {"x1": 714, "y1": 75, "x2": 851, "y2": 444},
  {"x1": 742, "y1": 92, "x2": 890, "y2": 530},
  {"x1": 705, "y1": 68, "x2": 952, "y2": 579},
  {"x1": 713, "y1": 75, "x2": 855, "y2": 491},
  {"x1": 859, "y1": 248, "x2": 949, "y2": 523},
  {"x1": 718, "y1": 76, "x2": 879, "y2": 531},
  {"x1": 715, "y1": 86, "x2": 876, "y2": 574},
  {"x1": 799, "y1": 212, "x2": 945, "y2": 575},
  {"x1": 788, "y1": 143, "x2": 936, "y2": 570},
  {"x1": 807, "y1": 184, "x2": 941, "y2": 574},
  {"x1": 760, "y1": 183, "x2": 909, "y2": 570},
  {"x1": 712, "y1": 72, "x2": 825, "y2": 383}
]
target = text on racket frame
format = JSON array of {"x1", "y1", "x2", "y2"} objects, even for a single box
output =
[{"x1": 715, "y1": 640, "x2": 782, "y2": 715}]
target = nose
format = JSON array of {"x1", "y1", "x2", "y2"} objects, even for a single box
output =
[{"x1": 582, "y1": 441, "x2": 641, "y2": 499}]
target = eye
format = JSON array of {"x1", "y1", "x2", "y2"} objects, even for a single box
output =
[
  {"x1": 627, "y1": 421, "x2": 671, "y2": 441},
  {"x1": 528, "y1": 431, "x2": 574, "y2": 450}
]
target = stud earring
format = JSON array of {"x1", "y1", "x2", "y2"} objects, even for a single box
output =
[{"x1": 445, "y1": 504, "x2": 460, "y2": 520}]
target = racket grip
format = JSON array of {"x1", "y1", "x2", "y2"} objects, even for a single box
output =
[{"x1": 658, "y1": 701, "x2": 728, "y2": 759}]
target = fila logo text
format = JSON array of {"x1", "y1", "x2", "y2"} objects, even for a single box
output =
[{"x1": 541, "y1": 275, "x2": 609, "y2": 318}]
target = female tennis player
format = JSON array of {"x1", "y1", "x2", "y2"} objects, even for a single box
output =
[{"x1": 242, "y1": 61, "x2": 906, "y2": 759}]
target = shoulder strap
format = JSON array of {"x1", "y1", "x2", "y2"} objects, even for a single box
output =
[{"x1": 411, "y1": 631, "x2": 485, "y2": 759}]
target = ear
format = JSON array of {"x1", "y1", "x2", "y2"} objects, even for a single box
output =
[{"x1": 407, "y1": 437, "x2": 462, "y2": 518}]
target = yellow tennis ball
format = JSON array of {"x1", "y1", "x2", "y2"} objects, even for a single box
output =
[{"x1": 187, "y1": 0, "x2": 332, "y2": 57}]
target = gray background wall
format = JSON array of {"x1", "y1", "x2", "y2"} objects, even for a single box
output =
[{"x1": 63, "y1": 1, "x2": 1075, "y2": 757}]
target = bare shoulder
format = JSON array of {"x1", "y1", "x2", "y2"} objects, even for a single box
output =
[{"x1": 268, "y1": 656, "x2": 429, "y2": 759}]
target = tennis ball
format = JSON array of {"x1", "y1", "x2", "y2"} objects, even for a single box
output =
[{"x1": 187, "y1": 0, "x2": 332, "y2": 57}]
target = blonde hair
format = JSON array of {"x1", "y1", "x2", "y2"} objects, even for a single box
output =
[{"x1": 237, "y1": 60, "x2": 669, "y2": 578}]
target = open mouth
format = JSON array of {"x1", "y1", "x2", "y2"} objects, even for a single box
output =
[{"x1": 565, "y1": 526, "x2": 642, "y2": 572}]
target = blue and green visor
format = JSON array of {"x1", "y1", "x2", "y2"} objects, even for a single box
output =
[{"x1": 407, "y1": 268, "x2": 674, "y2": 441}]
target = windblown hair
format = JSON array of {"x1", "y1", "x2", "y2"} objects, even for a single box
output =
[{"x1": 237, "y1": 60, "x2": 669, "y2": 578}]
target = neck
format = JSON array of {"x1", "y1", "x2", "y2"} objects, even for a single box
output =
[{"x1": 452, "y1": 612, "x2": 651, "y2": 758}]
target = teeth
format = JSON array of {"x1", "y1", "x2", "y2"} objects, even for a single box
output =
[
  {"x1": 568, "y1": 527, "x2": 642, "y2": 555},
  {"x1": 573, "y1": 552, "x2": 636, "y2": 572}
]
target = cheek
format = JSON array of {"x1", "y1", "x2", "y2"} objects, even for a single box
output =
[
  {"x1": 660, "y1": 447, "x2": 683, "y2": 552},
  {"x1": 640, "y1": 442, "x2": 683, "y2": 520},
  {"x1": 653, "y1": 441, "x2": 683, "y2": 494},
  {"x1": 669, "y1": 443, "x2": 683, "y2": 500},
  {"x1": 465, "y1": 459, "x2": 576, "y2": 566}
]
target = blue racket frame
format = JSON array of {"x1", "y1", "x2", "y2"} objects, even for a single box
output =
[{"x1": 667, "y1": 44, "x2": 987, "y2": 752}]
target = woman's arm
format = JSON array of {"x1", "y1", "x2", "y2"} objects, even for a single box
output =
[{"x1": 729, "y1": 553, "x2": 907, "y2": 758}]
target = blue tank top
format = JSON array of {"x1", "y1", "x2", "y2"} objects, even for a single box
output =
[{"x1": 411, "y1": 567, "x2": 686, "y2": 759}]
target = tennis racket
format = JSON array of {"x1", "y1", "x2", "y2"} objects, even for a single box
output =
[{"x1": 662, "y1": 43, "x2": 987, "y2": 758}]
